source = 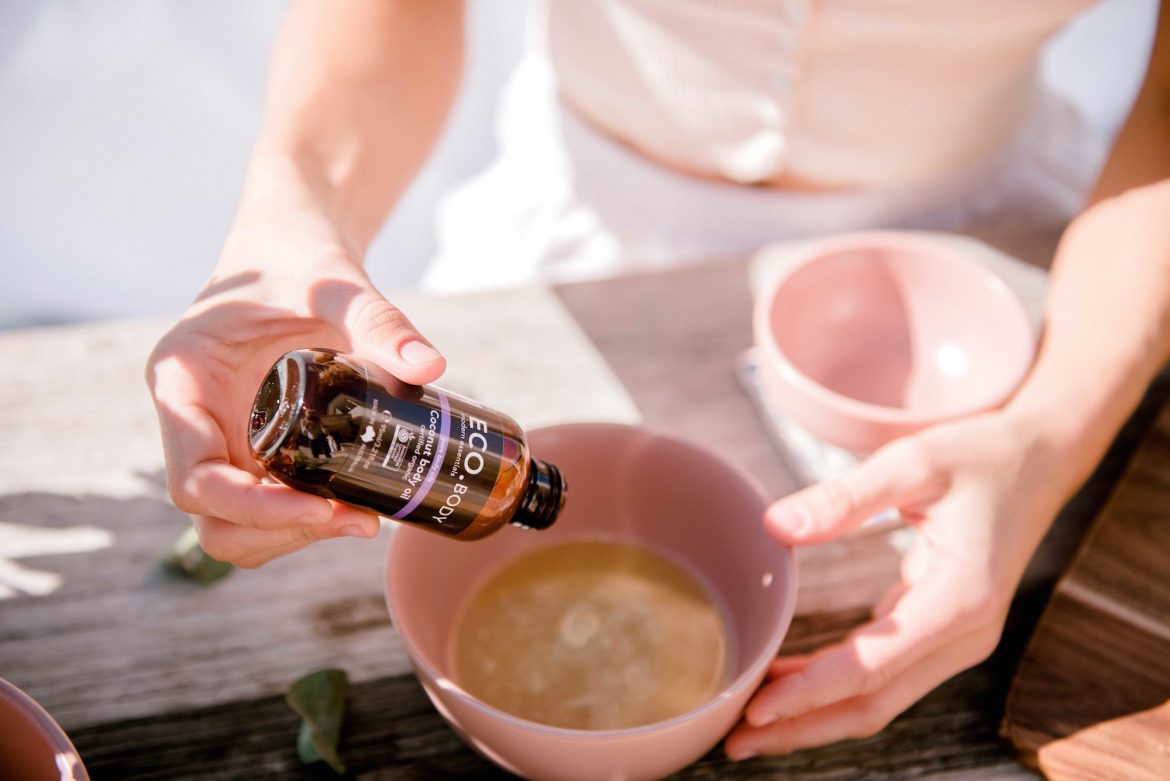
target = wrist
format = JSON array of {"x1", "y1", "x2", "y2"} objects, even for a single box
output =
[
  {"x1": 234, "y1": 142, "x2": 367, "y2": 258},
  {"x1": 1000, "y1": 376, "x2": 1137, "y2": 506},
  {"x1": 239, "y1": 144, "x2": 322, "y2": 208},
  {"x1": 204, "y1": 158, "x2": 368, "y2": 298}
]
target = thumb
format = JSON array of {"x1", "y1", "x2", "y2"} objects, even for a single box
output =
[
  {"x1": 341, "y1": 289, "x2": 446, "y2": 385},
  {"x1": 764, "y1": 438, "x2": 940, "y2": 546}
]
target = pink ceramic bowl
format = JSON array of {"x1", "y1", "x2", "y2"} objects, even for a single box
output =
[
  {"x1": 753, "y1": 232, "x2": 1036, "y2": 453},
  {"x1": 0, "y1": 678, "x2": 88, "y2": 781},
  {"x1": 385, "y1": 422, "x2": 797, "y2": 781}
]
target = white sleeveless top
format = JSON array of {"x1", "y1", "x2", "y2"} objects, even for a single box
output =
[
  {"x1": 422, "y1": 0, "x2": 1106, "y2": 292},
  {"x1": 546, "y1": 0, "x2": 1097, "y2": 188}
]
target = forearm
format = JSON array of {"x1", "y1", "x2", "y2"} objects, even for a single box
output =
[
  {"x1": 238, "y1": 0, "x2": 464, "y2": 254},
  {"x1": 1007, "y1": 182, "x2": 1170, "y2": 497},
  {"x1": 1006, "y1": 3, "x2": 1170, "y2": 498}
]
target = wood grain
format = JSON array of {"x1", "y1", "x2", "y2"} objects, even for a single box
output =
[{"x1": 1002, "y1": 402, "x2": 1170, "y2": 780}]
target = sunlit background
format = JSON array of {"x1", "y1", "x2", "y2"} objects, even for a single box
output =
[{"x1": 0, "y1": 0, "x2": 1158, "y2": 329}]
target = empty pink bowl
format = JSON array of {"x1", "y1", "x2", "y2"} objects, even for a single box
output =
[
  {"x1": 385, "y1": 422, "x2": 797, "y2": 781},
  {"x1": 0, "y1": 678, "x2": 88, "y2": 781},
  {"x1": 753, "y1": 232, "x2": 1036, "y2": 453}
]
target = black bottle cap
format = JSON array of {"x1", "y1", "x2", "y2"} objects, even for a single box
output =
[{"x1": 510, "y1": 458, "x2": 567, "y2": 530}]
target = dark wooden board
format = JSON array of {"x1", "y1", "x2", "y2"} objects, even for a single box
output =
[{"x1": 1002, "y1": 402, "x2": 1170, "y2": 779}]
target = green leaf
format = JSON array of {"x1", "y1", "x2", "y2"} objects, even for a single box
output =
[
  {"x1": 285, "y1": 668, "x2": 350, "y2": 774},
  {"x1": 162, "y1": 526, "x2": 233, "y2": 584}
]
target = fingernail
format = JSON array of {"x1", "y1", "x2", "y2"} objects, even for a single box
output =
[
  {"x1": 399, "y1": 339, "x2": 441, "y2": 365},
  {"x1": 341, "y1": 524, "x2": 373, "y2": 539}
]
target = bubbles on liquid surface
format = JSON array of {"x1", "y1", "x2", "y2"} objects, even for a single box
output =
[{"x1": 449, "y1": 539, "x2": 729, "y2": 730}]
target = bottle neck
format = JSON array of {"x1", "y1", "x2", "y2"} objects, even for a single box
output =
[{"x1": 510, "y1": 458, "x2": 567, "y2": 530}]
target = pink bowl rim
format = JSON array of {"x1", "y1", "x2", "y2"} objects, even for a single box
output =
[
  {"x1": 752, "y1": 230, "x2": 1038, "y2": 428},
  {"x1": 0, "y1": 677, "x2": 89, "y2": 779},
  {"x1": 384, "y1": 421, "x2": 798, "y2": 740}
]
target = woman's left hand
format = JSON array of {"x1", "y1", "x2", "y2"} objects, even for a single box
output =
[{"x1": 725, "y1": 408, "x2": 1068, "y2": 759}]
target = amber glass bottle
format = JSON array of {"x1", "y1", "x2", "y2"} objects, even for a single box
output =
[{"x1": 248, "y1": 348, "x2": 566, "y2": 539}]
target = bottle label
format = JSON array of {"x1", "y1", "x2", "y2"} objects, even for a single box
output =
[{"x1": 322, "y1": 358, "x2": 506, "y2": 535}]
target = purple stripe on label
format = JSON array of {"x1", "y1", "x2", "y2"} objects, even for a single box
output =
[{"x1": 393, "y1": 392, "x2": 451, "y2": 519}]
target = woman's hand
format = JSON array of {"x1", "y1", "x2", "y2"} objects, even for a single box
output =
[
  {"x1": 145, "y1": 198, "x2": 446, "y2": 568},
  {"x1": 725, "y1": 409, "x2": 1069, "y2": 758}
]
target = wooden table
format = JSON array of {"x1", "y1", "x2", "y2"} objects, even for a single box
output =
[{"x1": 2, "y1": 239, "x2": 1166, "y2": 780}]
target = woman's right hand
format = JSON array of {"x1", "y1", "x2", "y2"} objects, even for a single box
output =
[{"x1": 146, "y1": 191, "x2": 446, "y2": 567}]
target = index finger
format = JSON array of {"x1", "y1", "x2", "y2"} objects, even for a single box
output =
[{"x1": 764, "y1": 438, "x2": 943, "y2": 545}]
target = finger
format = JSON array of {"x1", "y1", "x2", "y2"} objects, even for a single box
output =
[
  {"x1": 194, "y1": 515, "x2": 332, "y2": 568},
  {"x1": 743, "y1": 580, "x2": 962, "y2": 728},
  {"x1": 193, "y1": 507, "x2": 381, "y2": 568},
  {"x1": 184, "y1": 460, "x2": 337, "y2": 529},
  {"x1": 767, "y1": 653, "x2": 815, "y2": 680},
  {"x1": 327, "y1": 503, "x2": 385, "y2": 538},
  {"x1": 340, "y1": 289, "x2": 446, "y2": 385},
  {"x1": 726, "y1": 626, "x2": 992, "y2": 759},
  {"x1": 764, "y1": 438, "x2": 944, "y2": 545}
]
